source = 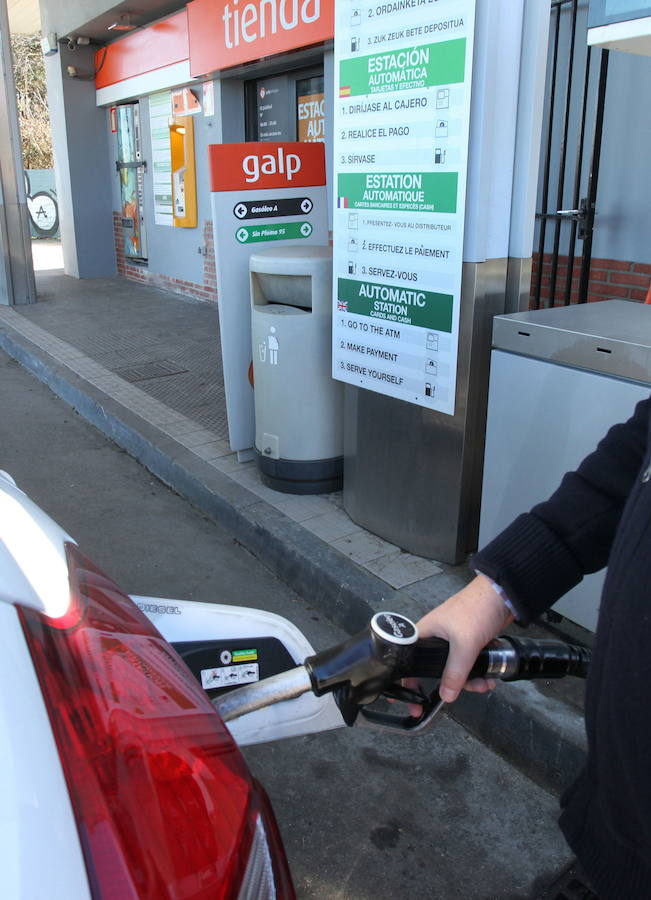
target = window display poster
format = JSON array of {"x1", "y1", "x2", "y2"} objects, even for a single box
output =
[
  {"x1": 203, "y1": 81, "x2": 215, "y2": 118},
  {"x1": 149, "y1": 91, "x2": 174, "y2": 226},
  {"x1": 256, "y1": 77, "x2": 292, "y2": 141},
  {"x1": 298, "y1": 92, "x2": 325, "y2": 142},
  {"x1": 332, "y1": 2, "x2": 476, "y2": 416},
  {"x1": 172, "y1": 87, "x2": 201, "y2": 116}
]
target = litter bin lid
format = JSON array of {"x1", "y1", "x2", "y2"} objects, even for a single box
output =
[
  {"x1": 255, "y1": 303, "x2": 309, "y2": 316},
  {"x1": 249, "y1": 245, "x2": 332, "y2": 277},
  {"x1": 492, "y1": 299, "x2": 651, "y2": 383}
]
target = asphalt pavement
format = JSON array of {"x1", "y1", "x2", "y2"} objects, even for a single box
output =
[{"x1": 0, "y1": 348, "x2": 573, "y2": 899}]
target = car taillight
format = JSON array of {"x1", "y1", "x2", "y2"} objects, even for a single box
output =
[
  {"x1": 214, "y1": 780, "x2": 295, "y2": 900},
  {"x1": 237, "y1": 783, "x2": 296, "y2": 900},
  {"x1": 19, "y1": 543, "x2": 295, "y2": 900}
]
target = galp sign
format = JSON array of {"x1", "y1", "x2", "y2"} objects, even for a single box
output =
[
  {"x1": 188, "y1": 0, "x2": 334, "y2": 75},
  {"x1": 243, "y1": 147, "x2": 301, "y2": 183},
  {"x1": 209, "y1": 142, "x2": 326, "y2": 192}
]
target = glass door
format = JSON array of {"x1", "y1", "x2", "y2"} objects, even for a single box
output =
[{"x1": 116, "y1": 104, "x2": 147, "y2": 260}]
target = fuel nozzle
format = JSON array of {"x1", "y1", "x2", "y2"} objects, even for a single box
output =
[{"x1": 304, "y1": 612, "x2": 419, "y2": 724}]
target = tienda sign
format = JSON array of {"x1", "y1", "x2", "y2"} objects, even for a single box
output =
[
  {"x1": 95, "y1": 2, "x2": 333, "y2": 91},
  {"x1": 222, "y1": 0, "x2": 321, "y2": 49},
  {"x1": 209, "y1": 142, "x2": 325, "y2": 191},
  {"x1": 188, "y1": 0, "x2": 334, "y2": 75}
]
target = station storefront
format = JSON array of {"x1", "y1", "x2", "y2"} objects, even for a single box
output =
[{"x1": 95, "y1": 0, "x2": 334, "y2": 303}]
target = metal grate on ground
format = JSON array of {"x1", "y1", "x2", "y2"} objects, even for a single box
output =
[
  {"x1": 115, "y1": 359, "x2": 189, "y2": 383},
  {"x1": 131, "y1": 341, "x2": 229, "y2": 439}
]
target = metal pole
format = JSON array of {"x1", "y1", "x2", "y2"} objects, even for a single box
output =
[
  {"x1": 0, "y1": 0, "x2": 36, "y2": 305},
  {"x1": 563, "y1": 44, "x2": 592, "y2": 305},
  {"x1": 578, "y1": 50, "x2": 609, "y2": 305},
  {"x1": 534, "y1": 4, "x2": 561, "y2": 310},
  {"x1": 548, "y1": 0, "x2": 578, "y2": 308}
]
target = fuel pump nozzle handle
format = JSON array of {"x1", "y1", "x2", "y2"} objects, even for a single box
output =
[{"x1": 305, "y1": 612, "x2": 418, "y2": 695}]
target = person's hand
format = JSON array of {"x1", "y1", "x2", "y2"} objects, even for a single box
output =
[{"x1": 411, "y1": 574, "x2": 514, "y2": 710}]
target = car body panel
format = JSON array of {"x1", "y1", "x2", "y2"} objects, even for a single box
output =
[{"x1": 0, "y1": 472, "x2": 73, "y2": 617}]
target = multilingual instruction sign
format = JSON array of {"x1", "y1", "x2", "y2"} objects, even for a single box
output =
[{"x1": 332, "y1": 2, "x2": 475, "y2": 415}]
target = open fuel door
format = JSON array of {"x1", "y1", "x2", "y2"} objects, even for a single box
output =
[{"x1": 134, "y1": 597, "x2": 344, "y2": 745}]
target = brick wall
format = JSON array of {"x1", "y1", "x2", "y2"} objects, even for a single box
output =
[
  {"x1": 113, "y1": 213, "x2": 218, "y2": 303},
  {"x1": 203, "y1": 220, "x2": 217, "y2": 297},
  {"x1": 530, "y1": 253, "x2": 651, "y2": 307}
]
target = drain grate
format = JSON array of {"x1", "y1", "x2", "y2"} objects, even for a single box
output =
[{"x1": 115, "y1": 359, "x2": 189, "y2": 383}]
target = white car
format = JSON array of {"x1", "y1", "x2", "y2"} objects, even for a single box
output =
[{"x1": 0, "y1": 470, "x2": 340, "y2": 899}]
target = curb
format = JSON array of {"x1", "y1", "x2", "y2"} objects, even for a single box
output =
[
  {"x1": 0, "y1": 322, "x2": 586, "y2": 792},
  {"x1": 452, "y1": 679, "x2": 586, "y2": 793}
]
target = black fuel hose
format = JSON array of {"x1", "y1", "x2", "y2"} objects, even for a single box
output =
[{"x1": 409, "y1": 634, "x2": 591, "y2": 682}]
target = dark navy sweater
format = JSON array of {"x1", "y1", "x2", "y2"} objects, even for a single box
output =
[{"x1": 474, "y1": 395, "x2": 651, "y2": 900}]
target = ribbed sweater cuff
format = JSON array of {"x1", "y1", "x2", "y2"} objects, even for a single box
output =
[{"x1": 472, "y1": 513, "x2": 585, "y2": 625}]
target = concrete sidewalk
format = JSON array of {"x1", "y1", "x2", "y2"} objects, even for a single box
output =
[{"x1": 0, "y1": 268, "x2": 588, "y2": 792}]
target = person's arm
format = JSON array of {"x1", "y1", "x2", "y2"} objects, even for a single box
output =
[{"x1": 419, "y1": 395, "x2": 651, "y2": 703}]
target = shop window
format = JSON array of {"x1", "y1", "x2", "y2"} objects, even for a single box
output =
[
  {"x1": 246, "y1": 67, "x2": 324, "y2": 143},
  {"x1": 115, "y1": 103, "x2": 147, "y2": 261}
]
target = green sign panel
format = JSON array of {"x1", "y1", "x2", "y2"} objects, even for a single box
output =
[
  {"x1": 337, "y1": 172, "x2": 457, "y2": 214},
  {"x1": 339, "y1": 39, "x2": 466, "y2": 97},
  {"x1": 337, "y1": 278, "x2": 453, "y2": 332},
  {"x1": 235, "y1": 221, "x2": 313, "y2": 244}
]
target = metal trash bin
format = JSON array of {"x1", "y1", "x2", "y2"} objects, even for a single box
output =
[{"x1": 250, "y1": 246, "x2": 343, "y2": 494}]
